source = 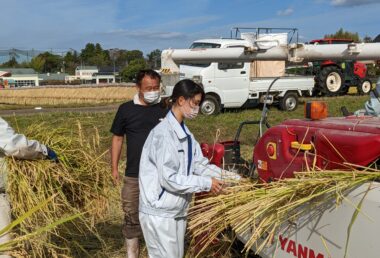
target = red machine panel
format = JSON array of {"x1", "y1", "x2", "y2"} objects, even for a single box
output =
[
  {"x1": 200, "y1": 143, "x2": 225, "y2": 168},
  {"x1": 255, "y1": 116, "x2": 380, "y2": 182}
]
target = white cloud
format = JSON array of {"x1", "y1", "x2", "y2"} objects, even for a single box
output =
[
  {"x1": 277, "y1": 7, "x2": 294, "y2": 16},
  {"x1": 331, "y1": 0, "x2": 379, "y2": 6}
]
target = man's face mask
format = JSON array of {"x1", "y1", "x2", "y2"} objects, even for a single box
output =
[{"x1": 143, "y1": 91, "x2": 160, "y2": 104}]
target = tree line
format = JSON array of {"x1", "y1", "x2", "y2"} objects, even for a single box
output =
[
  {"x1": 324, "y1": 28, "x2": 376, "y2": 43},
  {"x1": 0, "y1": 43, "x2": 162, "y2": 82}
]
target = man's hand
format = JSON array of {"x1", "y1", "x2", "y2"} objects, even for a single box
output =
[
  {"x1": 112, "y1": 169, "x2": 121, "y2": 185},
  {"x1": 46, "y1": 147, "x2": 59, "y2": 163},
  {"x1": 210, "y1": 178, "x2": 224, "y2": 194}
]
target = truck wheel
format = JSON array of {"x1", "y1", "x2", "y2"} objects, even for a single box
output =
[
  {"x1": 201, "y1": 95, "x2": 220, "y2": 115},
  {"x1": 357, "y1": 79, "x2": 372, "y2": 95},
  {"x1": 317, "y1": 66, "x2": 344, "y2": 96},
  {"x1": 279, "y1": 92, "x2": 298, "y2": 111}
]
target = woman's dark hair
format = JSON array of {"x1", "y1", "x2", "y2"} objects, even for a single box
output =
[
  {"x1": 170, "y1": 79, "x2": 205, "y2": 104},
  {"x1": 135, "y1": 69, "x2": 161, "y2": 86}
]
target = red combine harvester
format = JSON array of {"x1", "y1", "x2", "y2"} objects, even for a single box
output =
[
  {"x1": 201, "y1": 103, "x2": 380, "y2": 181},
  {"x1": 201, "y1": 101, "x2": 380, "y2": 258}
]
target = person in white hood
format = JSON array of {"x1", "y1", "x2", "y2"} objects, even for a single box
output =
[
  {"x1": 0, "y1": 117, "x2": 57, "y2": 258},
  {"x1": 355, "y1": 78, "x2": 380, "y2": 116},
  {"x1": 139, "y1": 79, "x2": 239, "y2": 258}
]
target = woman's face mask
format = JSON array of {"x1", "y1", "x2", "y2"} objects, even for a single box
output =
[
  {"x1": 143, "y1": 91, "x2": 160, "y2": 104},
  {"x1": 181, "y1": 100, "x2": 200, "y2": 119}
]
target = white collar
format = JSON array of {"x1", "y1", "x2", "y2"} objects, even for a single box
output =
[
  {"x1": 133, "y1": 94, "x2": 143, "y2": 106},
  {"x1": 167, "y1": 111, "x2": 188, "y2": 140}
]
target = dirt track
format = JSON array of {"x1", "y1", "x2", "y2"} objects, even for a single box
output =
[{"x1": 0, "y1": 104, "x2": 119, "y2": 116}]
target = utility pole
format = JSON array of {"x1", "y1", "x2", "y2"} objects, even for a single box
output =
[{"x1": 113, "y1": 57, "x2": 117, "y2": 83}]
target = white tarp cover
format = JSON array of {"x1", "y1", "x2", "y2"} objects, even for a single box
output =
[{"x1": 241, "y1": 32, "x2": 288, "y2": 49}]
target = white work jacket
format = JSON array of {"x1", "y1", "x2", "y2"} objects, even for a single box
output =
[
  {"x1": 139, "y1": 111, "x2": 224, "y2": 218},
  {"x1": 355, "y1": 79, "x2": 380, "y2": 116},
  {"x1": 364, "y1": 79, "x2": 380, "y2": 116},
  {"x1": 0, "y1": 117, "x2": 48, "y2": 189}
]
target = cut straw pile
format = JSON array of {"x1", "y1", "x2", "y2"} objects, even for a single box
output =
[
  {"x1": 188, "y1": 167, "x2": 380, "y2": 257},
  {"x1": 5, "y1": 121, "x2": 112, "y2": 257}
]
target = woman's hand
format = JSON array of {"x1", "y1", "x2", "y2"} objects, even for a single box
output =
[{"x1": 210, "y1": 178, "x2": 224, "y2": 194}]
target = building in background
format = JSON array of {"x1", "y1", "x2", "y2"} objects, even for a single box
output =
[
  {"x1": 39, "y1": 72, "x2": 68, "y2": 85},
  {"x1": 0, "y1": 68, "x2": 39, "y2": 87},
  {"x1": 65, "y1": 66, "x2": 115, "y2": 84},
  {"x1": 0, "y1": 66, "x2": 117, "y2": 88}
]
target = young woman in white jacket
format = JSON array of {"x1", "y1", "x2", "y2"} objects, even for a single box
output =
[{"x1": 138, "y1": 79, "x2": 238, "y2": 258}]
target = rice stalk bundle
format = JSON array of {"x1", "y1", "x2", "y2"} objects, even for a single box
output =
[
  {"x1": 5, "y1": 121, "x2": 112, "y2": 257},
  {"x1": 0, "y1": 197, "x2": 80, "y2": 256},
  {"x1": 188, "y1": 168, "x2": 380, "y2": 257}
]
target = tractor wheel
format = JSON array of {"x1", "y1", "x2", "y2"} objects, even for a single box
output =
[
  {"x1": 279, "y1": 92, "x2": 298, "y2": 111},
  {"x1": 357, "y1": 79, "x2": 372, "y2": 95},
  {"x1": 316, "y1": 66, "x2": 344, "y2": 96},
  {"x1": 200, "y1": 95, "x2": 220, "y2": 115}
]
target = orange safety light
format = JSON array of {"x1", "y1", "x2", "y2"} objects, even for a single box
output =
[{"x1": 305, "y1": 101, "x2": 328, "y2": 120}]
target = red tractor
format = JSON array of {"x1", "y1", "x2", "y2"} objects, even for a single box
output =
[{"x1": 310, "y1": 38, "x2": 372, "y2": 96}]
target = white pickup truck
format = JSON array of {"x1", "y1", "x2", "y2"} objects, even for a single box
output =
[{"x1": 161, "y1": 32, "x2": 315, "y2": 115}]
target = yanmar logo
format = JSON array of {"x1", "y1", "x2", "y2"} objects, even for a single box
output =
[{"x1": 279, "y1": 235, "x2": 324, "y2": 258}]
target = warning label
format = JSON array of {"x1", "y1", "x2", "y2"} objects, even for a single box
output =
[{"x1": 257, "y1": 160, "x2": 268, "y2": 170}]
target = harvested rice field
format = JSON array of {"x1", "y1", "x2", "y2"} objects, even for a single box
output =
[{"x1": 0, "y1": 86, "x2": 137, "y2": 106}]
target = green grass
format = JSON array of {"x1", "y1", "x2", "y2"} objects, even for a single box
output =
[{"x1": 2, "y1": 94, "x2": 370, "y2": 257}]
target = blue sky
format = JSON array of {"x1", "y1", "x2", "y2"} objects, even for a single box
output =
[{"x1": 1, "y1": 0, "x2": 380, "y2": 55}]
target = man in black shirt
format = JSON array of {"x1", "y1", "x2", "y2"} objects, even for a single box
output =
[{"x1": 110, "y1": 69, "x2": 168, "y2": 258}]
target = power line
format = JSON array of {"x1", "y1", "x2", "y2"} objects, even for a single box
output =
[{"x1": 0, "y1": 48, "x2": 75, "y2": 63}]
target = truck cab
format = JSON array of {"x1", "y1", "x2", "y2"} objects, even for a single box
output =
[{"x1": 180, "y1": 38, "x2": 251, "y2": 114}]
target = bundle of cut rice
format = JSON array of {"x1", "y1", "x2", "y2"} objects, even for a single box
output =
[
  {"x1": 188, "y1": 168, "x2": 380, "y2": 257},
  {"x1": 0, "y1": 197, "x2": 80, "y2": 256},
  {"x1": 5, "y1": 121, "x2": 112, "y2": 257}
]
